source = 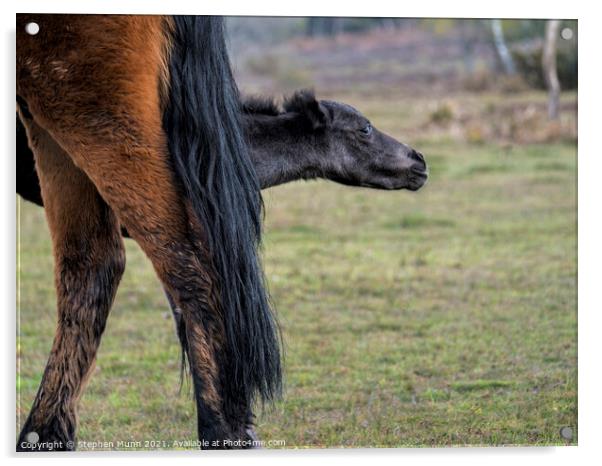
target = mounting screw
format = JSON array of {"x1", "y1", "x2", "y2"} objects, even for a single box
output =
[
  {"x1": 25, "y1": 22, "x2": 40, "y2": 36},
  {"x1": 560, "y1": 426, "x2": 573, "y2": 440},
  {"x1": 561, "y1": 28, "x2": 573, "y2": 40}
]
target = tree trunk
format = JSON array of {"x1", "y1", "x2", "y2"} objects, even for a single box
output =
[
  {"x1": 491, "y1": 19, "x2": 516, "y2": 75},
  {"x1": 543, "y1": 20, "x2": 561, "y2": 120}
]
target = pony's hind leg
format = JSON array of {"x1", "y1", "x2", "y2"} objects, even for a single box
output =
[
  {"x1": 17, "y1": 119, "x2": 125, "y2": 451},
  {"x1": 68, "y1": 152, "x2": 244, "y2": 447},
  {"x1": 17, "y1": 14, "x2": 261, "y2": 447},
  {"x1": 165, "y1": 290, "x2": 261, "y2": 446},
  {"x1": 20, "y1": 105, "x2": 248, "y2": 447}
]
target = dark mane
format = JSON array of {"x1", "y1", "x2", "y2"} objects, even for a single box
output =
[
  {"x1": 242, "y1": 89, "x2": 320, "y2": 118},
  {"x1": 242, "y1": 95, "x2": 281, "y2": 116}
]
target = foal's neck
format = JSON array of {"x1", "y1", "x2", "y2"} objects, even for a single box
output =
[{"x1": 244, "y1": 113, "x2": 325, "y2": 189}]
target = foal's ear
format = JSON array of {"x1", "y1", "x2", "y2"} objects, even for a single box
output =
[{"x1": 284, "y1": 90, "x2": 328, "y2": 130}]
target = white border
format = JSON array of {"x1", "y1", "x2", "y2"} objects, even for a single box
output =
[
  {"x1": 6, "y1": 0, "x2": 582, "y2": 18},
  {"x1": 2, "y1": 1, "x2": 599, "y2": 465}
]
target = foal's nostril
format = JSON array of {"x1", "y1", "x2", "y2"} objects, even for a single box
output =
[
  {"x1": 408, "y1": 149, "x2": 425, "y2": 164},
  {"x1": 407, "y1": 149, "x2": 426, "y2": 171}
]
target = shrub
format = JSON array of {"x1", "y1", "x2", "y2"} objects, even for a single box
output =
[
  {"x1": 512, "y1": 44, "x2": 577, "y2": 90},
  {"x1": 429, "y1": 103, "x2": 454, "y2": 125}
]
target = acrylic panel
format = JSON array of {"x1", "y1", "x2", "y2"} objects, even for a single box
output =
[{"x1": 16, "y1": 14, "x2": 577, "y2": 451}]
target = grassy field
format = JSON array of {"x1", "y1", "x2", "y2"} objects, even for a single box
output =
[{"x1": 17, "y1": 91, "x2": 577, "y2": 448}]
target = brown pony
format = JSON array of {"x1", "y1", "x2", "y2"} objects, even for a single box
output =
[{"x1": 17, "y1": 14, "x2": 280, "y2": 451}]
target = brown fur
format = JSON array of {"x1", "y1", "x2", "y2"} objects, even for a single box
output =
[
  {"x1": 18, "y1": 117, "x2": 125, "y2": 448},
  {"x1": 17, "y1": 14, "x2": 235, "y2": 449}
]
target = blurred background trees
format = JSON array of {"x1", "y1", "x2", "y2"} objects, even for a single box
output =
[{"x1": 227, "y1": 17, "x2": 577, "y2": 95}]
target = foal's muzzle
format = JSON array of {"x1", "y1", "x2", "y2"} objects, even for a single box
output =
[{"x1": 406, "y1": 150, "x2": 428, "y2": 191}]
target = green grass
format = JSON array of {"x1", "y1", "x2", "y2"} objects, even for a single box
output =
[{"x1": 17, "y1": 107, "x2": 577, "y2": 449}]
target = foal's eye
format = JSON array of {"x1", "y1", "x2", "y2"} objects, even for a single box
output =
[{"x1": 359, "y1": 124, "x2": 372, "y2": 136}]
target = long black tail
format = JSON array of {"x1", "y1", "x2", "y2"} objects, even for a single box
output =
[{"x1": 162, "y1": 16, "x2": 281, "y2": 415}]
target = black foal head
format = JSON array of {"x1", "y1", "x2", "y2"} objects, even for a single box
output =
[{"x1": 284, "y1": 90, "x2": 428, "y2": 191}]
